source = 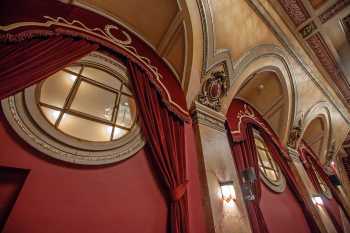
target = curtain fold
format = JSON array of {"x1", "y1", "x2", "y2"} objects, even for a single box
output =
[
  {"x1": 259, "y1": 131, "x2": 322, "y2": 233},
  {"x1": 231, "y1": 125, "x2": 269, "y2": 233},
  {"x1": 228, "y1": 114, "x2": 321, "y2": 233},
  {"x1": 127, "y1": 60, "x2": 188, "y2": 233},
  {"x1": 0, "y1": 36, "x2": 98, "y2": 99},
  {"x1": 306, "y1": 153, "x2": 350, "y2": 222}
]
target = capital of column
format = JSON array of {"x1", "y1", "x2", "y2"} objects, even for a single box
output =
[
  {"x1": 287, "y1": 146, "x2": 302, "y2": 163},
  {"x1": 190, "y1": 101, "x2": 227, "y2": 132}
]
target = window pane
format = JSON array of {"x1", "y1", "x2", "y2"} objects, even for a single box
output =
[
  {"x1": 116, "y1": 95, "x2": 136, "y2": 128},
  {"x1": 65, "y1": 66, "x2": 81, "y2": 74},
  {"x1": 254, "y1": 138, "x2": 265, "y2": 148},
  {"x1": 70, "y1": 81, "x2": 117, "y2": 121},
  {"x1": 58, "y1": 114, "x2": 112, "y2": 141},
  {"x1": 265, "y1": 169, "x2": 278, "y2": 181},
  {"x1": 41, "y1": 106, "x2": 61, "y2": 125},
  {"x1": 258, "y1": 149, "x2": 271, "y2": 168},
  {"x1": 113, "y1": 127, "x2": 129, "y2": 139},
  {"x1": 40, "y1": 71, "x2": 77, "y2": 108},
  {"x1": 82, "y1": 67, "x2": 122, "y2": 90}
]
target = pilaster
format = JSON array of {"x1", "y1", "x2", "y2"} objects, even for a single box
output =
[{"x1": 191, "y1": 101, "x2": 252, "y2": 233}]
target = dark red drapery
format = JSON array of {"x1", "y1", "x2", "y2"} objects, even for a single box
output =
[
  {"x1": 0, "y1": 36, "x2": 98, "y2": 100},
  {"x1": 127, "y1": 60, "x2": 188, "y2": 233},
  {"x1": 230, "y1": 125, "x2": 269, "y2": 233},
  {"x1": 227, "y1": 100, "x2": 321, "y2": 233},
  {"x1": 300, "y1": 146, "x2": 350, "y2": 229}
]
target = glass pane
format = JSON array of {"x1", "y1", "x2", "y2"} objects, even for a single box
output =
[
  {"x1": 116, "y1": 95, "x2": 136, "y2": 128},
  {"x1": 254, "y1": 138, "x2": 265, "y2": 149},
  {"x1": 40, "y1": 71, "x2": 77, "y2": 108},
  {"x1": 41, "y1": 106, "x2": 61, "y2": 125},
  {"x1": 58, "y1": 114, "x2": 112, "y2": 141},
  {"x1": 82, "y1": 67, "x2": 122, "y2": 90},
  {"x1": 65, "y1": 66, "x2": 81, "y2": 74},
  {"x1": 122, "y1": 85, "x2": 132, "y2": 95},
  {"x1": 113, "y1": 127, "x2": 129, "y2": 139},
  {"x1": 258, "y1": 150, "x2": 271, "y2": 168},
  {"x1": 265, "y1": 169, "x2": 278, "y2": 181},
  {"x1": 70, "y1": 81, "x2": 117, "y2": 121}
]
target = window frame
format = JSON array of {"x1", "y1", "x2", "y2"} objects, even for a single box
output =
[
  {"x1": 253, "y1": 129, "x2": 286, "y2": 193},
  {"x1": 1, "y1": 52, "x2": 145, "y2": 165}
]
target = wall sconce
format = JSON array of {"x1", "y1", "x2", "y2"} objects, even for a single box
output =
[
  {"x1": 329, "y1": 174, "x2": 342, "y2": 186},
  {"x1": 312, "y1": 195, "x2": 324, "y2": 206},
  {"x1": 241, "y1": 167, "x2": 257, "y2": 201},
  {"x1": 220, "y1": 181, "x2": 236, "y2": 202}
]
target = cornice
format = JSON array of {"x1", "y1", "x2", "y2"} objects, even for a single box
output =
[
  {"x1": 191, "y1": 101, "x2": 227, "y2": 132},
  {"x1": 287, "y1": 146, "x2": 302, "y2": 163}
]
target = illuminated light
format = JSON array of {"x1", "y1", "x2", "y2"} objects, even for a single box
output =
[
  {"x1": 124, "y1": 102, "x2": 129, "y2": 106},
  {"x1": 312, "y1": 195, "x2": 324, "y2": 206},
  {"x1": 106, "y1": 126, "x2": 113, "y2": 135},
  {"x1": 220, "y1": 181, "x2": 236, "y2": 202},
  {"x1": 51, "y1": 110, "x2": 60, "y2": 120},
  {"x1": 330, "y1": 161, "x2": 335, "y2": 167}
]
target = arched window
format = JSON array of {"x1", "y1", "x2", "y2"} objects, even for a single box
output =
[
  {"x1": 1, "y1": 52, "x2": 145, "y2": 165},
  {"x1": 253, "y1": 129, "x2": 286, "y2": 192}
]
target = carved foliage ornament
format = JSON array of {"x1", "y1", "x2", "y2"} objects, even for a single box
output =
[
  {"x1": 287, "y1": 116, "x2": 303, "y2": 149},
  {"x1": 198, "y1": 65, "x2": 229, "y2": 111}
]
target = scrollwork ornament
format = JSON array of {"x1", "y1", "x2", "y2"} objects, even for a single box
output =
[
  {"x1": 287, "y1": 116, "x2": 303, "y2": 149},
  {"x1": 197, "y1": 66, "x2": 229, "y2": 111}
]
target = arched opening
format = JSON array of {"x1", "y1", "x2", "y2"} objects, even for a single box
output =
[
  {"x1": 236, "y1": 70, "x2": 289, "y2": 141},
  {"x1": 226, "y1": 99, "x2": 315, "y2": 233},
  {"x1": 302, "y1": 117, "x2": 327, "y2": 161}
]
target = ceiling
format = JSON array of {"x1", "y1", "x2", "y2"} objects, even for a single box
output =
[
  {"x1": 269, "y1": 0, "x2": 350, "y2": 104},
  {"x1": 237, "y1": 71, "x2": 288, "y2": 139},
  {"x1": 72, "y1": 0, "x2": 193, "y2": 90},
  {"x1": 302, "y1": 117, "x2": 326, "y2": 158}
]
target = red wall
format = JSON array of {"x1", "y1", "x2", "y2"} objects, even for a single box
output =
[
  {"x1": 0, "y1": 111, "x2": 207, "y2": 233},
  {"x1": 260, "y1": 182, "x2": 312, "y2": 233}
]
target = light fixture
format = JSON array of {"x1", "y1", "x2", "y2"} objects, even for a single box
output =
[
  {"x1": 220, "y1": 181, "x2": 236, "y2": 202},
  {"x1": 312, "y1": 195, "x2": 324, "y2": 206},
  {"x1": 241, "y1": 167, "x2": 257, "y2": 201}
]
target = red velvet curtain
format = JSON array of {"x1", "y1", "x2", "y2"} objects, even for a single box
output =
[
  {"x1": 127, "y1": 60, "x2": 188, "y2": 233},
  {"x1": 300, "y1": 151, "x2": 344, "y2": 233},
  {"x1": 228, "y1": 116, "x2": 321, "y2": 233},
  {"x1": 258, "y1": 131, "x2": 322, "y2": 233},
  {"x1": 230, "y1": 125, "x2": 269, "y2": 233},
  {"x1": 305, "y1": 152, "x2": 350, "y2": 221},
  {"x1": 0, "y1": 36, "x2": 98, "y2": 99}
]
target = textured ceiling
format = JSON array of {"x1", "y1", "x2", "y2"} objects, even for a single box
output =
[{"x1": 270, "y1": 0, "x2": 350, "y2": 104}]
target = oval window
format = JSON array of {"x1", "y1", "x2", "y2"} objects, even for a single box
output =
[
  {"x1": 253, "y1": 129, "x2": 286, "y2": 192},
  {"x1": 1, "y1": 52, "x2": 145, "y2": 165}
]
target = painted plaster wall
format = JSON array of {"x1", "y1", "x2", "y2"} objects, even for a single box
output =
[{"x1": 0, "y1": 111, "x2": 208, "y2": 233}]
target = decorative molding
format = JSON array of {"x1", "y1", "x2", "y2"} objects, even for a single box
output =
[
  {"x1": 0, "y1": 15, "x2": 190, "y2": 119},
  {"x1": 197, "y1": 63, "x2": 229, "y2": 111},
  {"x1": 195, "y1": 0, "x2": 234, "y2": 105},
  {"x1": 287, "y1": 146, "x2": 302, "y2": 162},
  {"x1": 246, "y1": 0, "x2": 350, "y2": 124},
  {"x1": 191, "y1": 101, "x2": 227, "y2": 132},
  {"x1": 299, "y1": 21, "x2": 317, "y2": 38},
  {"x1": 306, "y1": 32, "x2": 350, "y2": 100},
  {"x1": 287, "y1": 117, "x2": 303, "y2": 149},
  {"x1": 319, "y1": 0, "x2": 350, "y2": 24},
  {"x1": 342, "y1": 14, "x2": 350, "y2": 43},
  {"x1": 278, "y1": 0, "x2": 311, "y2": 26}
]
